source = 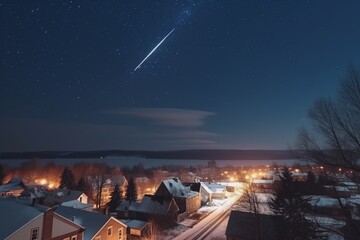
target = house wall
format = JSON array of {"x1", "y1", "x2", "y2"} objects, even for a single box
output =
[
  {"x1": 52, "y1": 214, "x2": 83, "y2": 239},
  {"x1": 185, "y1": 194, "x2": 201, "y2": 214},
  {"x1": 7, "y1": 215, "x2": 43, "y2": 240},
  {"x1": 200, "y1": 185, "x2": 212, "y2": 202},
  {"x1": 92, "y1": 218, "x2": 127, "y2": 240},
  {"x1": 78, "y1": 193, "x2": 88, "y2": 204}
]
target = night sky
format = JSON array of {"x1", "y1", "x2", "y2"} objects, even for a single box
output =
[{"x1": 2, "y1": 0, "x2": 360, "y2": 152}]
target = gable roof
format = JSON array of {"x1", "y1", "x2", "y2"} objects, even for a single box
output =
[
  {"x1": 121, "y1": 219, "x2": 148, "y2": 230},
  {"x1": 44, "y1": 189, "x2": 84, "y2": 205},
  {"x1": 0, "y1": 198, "x2": 45, "y2": 239},
  {"x1": 55, "y1": 206, "x2": 125, "y2": 240},
  {"x1": 226, "y1": 211, "x2": 280, "y2": 240},
  {"x1": 61, "y1": 200, "x2": 93, "y2": 210},
  {"x1": 131, "y1": 195, "x2": 179, "y2": 215},
  {"x1": 159, "y1": 178, "x2": 198, "y2": 198},
  {"x1": 0, "y1": 178, "x2": 25, "y2": 193}
]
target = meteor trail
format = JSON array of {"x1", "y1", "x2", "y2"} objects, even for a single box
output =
[{"x1": 134, "y1": 28, "x2": 175, "y2": 71}]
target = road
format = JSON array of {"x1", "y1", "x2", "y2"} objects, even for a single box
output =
[{"x1": 173, "y1": 194, "x2": 240, "y2": 240}]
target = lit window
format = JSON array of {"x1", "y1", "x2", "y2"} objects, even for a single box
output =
[
  {"x1": 71, "y1": 236, "x2": 77, "y2": 240},
  {"x1": 107, "y1": 226, "x2": 113, "y2": 236},
  {"x1": 118, "y1": 228, "x2": 123, "y2": 240},
  {"x1": 31, "y1": 228, "x2": 39, "y2": 240},
  {"x1": 95, "y1": 237, "x2": 101, "y2": 240}
]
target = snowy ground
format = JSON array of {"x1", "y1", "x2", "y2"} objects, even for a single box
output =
[{"x1": 159, "y1": 194, "x2": 240, "y2": 240}]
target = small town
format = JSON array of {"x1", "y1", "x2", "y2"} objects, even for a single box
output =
[
  {"x1": 3, "y1": 0, "x2": 360, "y2": 239},
  {"x1": 0, "y1": 159, "x2": 359, "y2": 239}
]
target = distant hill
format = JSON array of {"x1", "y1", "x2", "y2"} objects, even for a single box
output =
[{"x1": 0, "y1": 149, "x2": 298, "y2": 160}]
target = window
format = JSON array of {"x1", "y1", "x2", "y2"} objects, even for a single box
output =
[
  {"x1": 95, "y1": 237, "x2": 101, "y2": 240},
  {"x1": 63, "y1": 238, "x2": 70, "y2": 240},
  {"x1": 31, "y1": 228, "x2": 39, "y2": 240},
  {"x1": 107, "y1": 226, "x2": 113, "y2": 236},
  {"x1": 118, "y1": 228, "x2": 123, "y2": 240},
  {"x1": 71, "y1": 236, "x2": 77, "y2": 240}
]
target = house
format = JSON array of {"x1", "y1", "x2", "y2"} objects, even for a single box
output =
[
  {"x1": 225, "y1": 211, "x2": 280, "y2": 240},
  {"x1": 251, "y1": 179, "x2": 274, "y2": 192},
  {"x1": 309, "y1": 196, "x2": 346, "y2": 217},
  {"x1": 90, "y1": 175, "x2": 127, "y2": 206},
  {"x1": 0, "y1": 178, "x2": 25, "y2": 197},
  {"x1": 117, "y1": 195, "x2": 179, "y2": 228},
  {"x1": 155, "y1": 178, "x2": 201, "y2": 215},
  {"x1": 205, "y1": 183, "x2": 226, "y2": 199},
  {"x1": 0, "y1": 198, "x2": 84, "y2": 240},
  {"x1": 184, "y1": 182, "x2": 213, "y2": 204},
  {"x1": 44, "y1": 189, "x2": 89, "y2": 207},
  {"x1": 121, "y1": 219, "x2": 149, "y2": 239},
  {"x1": 55, "y1": 205, "x2": 127, "y2": 240}
]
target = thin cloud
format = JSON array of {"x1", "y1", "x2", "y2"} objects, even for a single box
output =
[{"x1": 107, "y1": 108, "x2": 215, "y2": 127}]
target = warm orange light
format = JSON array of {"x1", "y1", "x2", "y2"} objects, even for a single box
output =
[{"x1": 39, "y1": 179, "x2": 47, "y2": 185}]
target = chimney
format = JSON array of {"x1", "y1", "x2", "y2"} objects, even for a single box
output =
[{"x1": 42, "y1": 209, "x2": 54, "y2": 240}]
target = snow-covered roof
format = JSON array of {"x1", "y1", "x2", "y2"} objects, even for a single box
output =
[
  {"x1": 121, "y1": 219, "x2": 148, "y2": 230},
  {"x1": 324, "y1": 185, "x2": 351, "y2": 192},
  {"x1": 205, "y1": 183, "x2": 226, "y2": 193},
  {"x1": 347, "y1": 195, "x2": 360, "y2": 205},
  {"x1": 200, "y1": 182, "x2": 212, "y2": 194},
  {"x1": 55, "y1": 206, "x2": 125, "y2": 239},
  {"x1": 0, "y1": 198, "x2": 46, "y2": 239},
  {"x1": 61, "y1": 200, "x2": 93, "y2": 210},
  {"x1": 130, "y1": 195, "x2": 179, "y2": 215},
  {"x1": 44, "y1": 189, "x2": 84, "y2": 204},
  {"x1": 252, "y1": 179, "x2": 273, "y2": 184},
  {"x1": 309, "y1": 196, "x2": 346, "y2": 207},
  {"x1": 0, "y1": 178, "x2": 25, "y2": 193},
  {"x1": 161, "y1": 178, "x2": 198, "y2": 198}
]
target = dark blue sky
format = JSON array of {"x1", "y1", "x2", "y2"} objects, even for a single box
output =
[{"x1": 1, "y1": 0, "x2": 360, "y2": 151}]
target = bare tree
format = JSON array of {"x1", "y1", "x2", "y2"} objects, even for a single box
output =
[
  {"x1": 143, "y1": 220, "x2": 159, "y2": 240},
  {"x1": 297, "y1": 68, "x2": 360, "y2": 239},
  {"x1": 239, "y1": 183, "x2": 262, "y2": 240},
  {"x1": 89, "y1": 163, "x2": 109, "y2": 208},
  {"x1": 298, "y1": 68, "x2": 360, "y2": 181}
]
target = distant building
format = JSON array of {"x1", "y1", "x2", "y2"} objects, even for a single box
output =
[
  {"x1": 44, "y1": 189, "x2": 89, "y2": 207},
  {"x1": 0, "y1": 178, "x2": 25, "y2": 197}
]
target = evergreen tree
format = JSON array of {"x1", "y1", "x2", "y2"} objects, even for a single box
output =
[
  {"x1": 59, "y1": 167, "x2": 76, "y2": 190},
  {"x1": 0, "y1": 164, "x2": 5, "y2": 185},
  {"x1": 108, "y1": 184, "x2": 122, "y2": 212},
  {"x1": 76, "y1": 176, "x2": 87, "y2": 191},
  {"x1": 126, "y1": 177, "x2": 137, "y2": 202},
  {"x1": 269, "y1": 168, "x2": 324, "y2": 240}
]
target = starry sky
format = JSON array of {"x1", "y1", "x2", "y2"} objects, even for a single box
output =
[{"x1": 1, "y1": 0, "x2": 360, "y2": 152}]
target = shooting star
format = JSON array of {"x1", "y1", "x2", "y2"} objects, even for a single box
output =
[{"x1": 134, "y1": 28, "x2": 175, "y2": 72}]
